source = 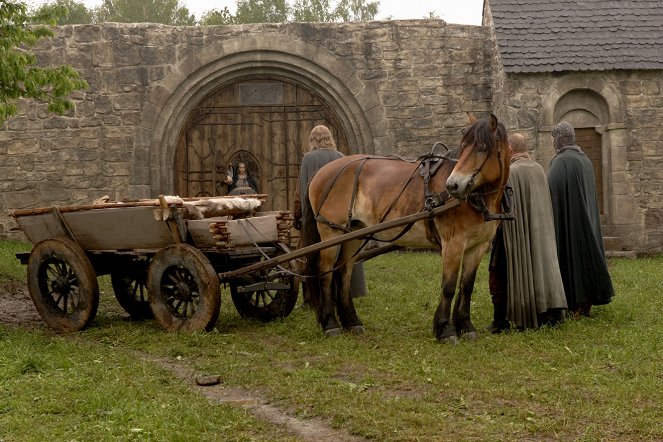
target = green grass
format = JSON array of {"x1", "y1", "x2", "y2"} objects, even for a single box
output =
[
  {"x1": 0, "y1": 241, "x2": 30, "y2": 282},
  {"x1": 1, "y1": 243, "x2": 662, "y2": 441}
]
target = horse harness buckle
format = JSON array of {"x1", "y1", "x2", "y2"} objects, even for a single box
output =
[{"x1": 418, "y1": 156, "x2": 451, "y2": 211}]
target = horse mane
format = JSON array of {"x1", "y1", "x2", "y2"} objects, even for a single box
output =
[{"x1": 460, "y1": 116, "x2": 507, "y2": 154}]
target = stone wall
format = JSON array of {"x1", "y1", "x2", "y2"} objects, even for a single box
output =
[
  {"x1": 1, "y1": 20, "x2": 661, "y2": 255},
  {"x1": 0, "y1": 20, "x2": 493, "y2": 240}
]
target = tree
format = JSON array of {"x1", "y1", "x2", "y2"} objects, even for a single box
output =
[
  {"x1": 0, "y1": 0, "x2": 88, "y2": 125},
  {"x1": 199, "y1": 7, "x2": 235, "y2": 25},
  {"x1": 201, "y1": 0, "x2": 379, "y2": 25},
  {"x1": 291, "y1": 0, "x2": 334, "y2": 22},
  {"x1": 331, "y1": 0, "x2": 379, "y2": 22},
  {"x1": 234, "y1": 0, "x2": 289, "y2": 24},
  {"x1": 96, "y1": 0, "x2": 196, "y2": 25},
  {"x1": 32, "y1": 0, "x2": 94, "y2": 25}
]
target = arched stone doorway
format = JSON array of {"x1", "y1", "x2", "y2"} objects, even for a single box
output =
[
  {"x1": 173, "y1": 78, "x2": 350, "y2": 211},
  {"x1": 131, "y1": 32, "x2": 388, "y2": 213},
  {"x1": 538, "y1": 75, "x2": 633, "y2": 251},
  {"x1": 554, "y1": 89, "x2": 609, "y2": 215}
]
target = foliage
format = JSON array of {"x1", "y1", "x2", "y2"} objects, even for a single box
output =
[
  {"x1": 96, "y1": 0, "x2": 196, "y2": 25},
  {"x1": 199, "y1": 6, "x2": 235, "y2": 25},
  {"x1": 234, "y1": 0, "x2": 289, "y2": 23},
  {"x1": 330, "y1": 0, "x2": 379, "y2": 22},
  {"x1": 0, "y1": 0, "x2": 88, "y2": 125},
  {"x1": 201, "y1": 0, "x2": 379, "y2": 25},
  {"x1": 31, "y1": 0, "x2": 94, "y2": 25},
  {"x1": 1, "y1": 247, "x2": 662, "y2": 440}
]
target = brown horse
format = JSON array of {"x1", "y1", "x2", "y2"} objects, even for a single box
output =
[{"x1": 302, "y1": 114, "x2": 510, "y2": 344}]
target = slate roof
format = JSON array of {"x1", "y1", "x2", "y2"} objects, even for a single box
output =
[{"x1": 487, "y1": 0, "x2": 663, "y2": 72}]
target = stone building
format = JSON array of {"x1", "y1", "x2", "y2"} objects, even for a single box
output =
[
  {"x1": 486, "y1": 0, "x2": 663, "y2": 256},
  {"x1": 1, "y1": 0, "x2": 661, "y2": 255}
]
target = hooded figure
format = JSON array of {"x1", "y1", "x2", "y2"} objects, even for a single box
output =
[{"x1": 547, "y1": 121, "x2": 614, "y2": 317}]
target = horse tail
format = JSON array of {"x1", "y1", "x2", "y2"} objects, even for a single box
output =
[{"x1": 300, "y1": 192, "x2": 322, "y2": 313}]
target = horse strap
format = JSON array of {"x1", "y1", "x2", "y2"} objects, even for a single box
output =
[
  {"x1": 314, "y1": 214, "x2": 352, "y2": 234},
  {"x1": 347, "y1": 158, "x2": 369, "y2": 225},
  {"x1": 418, "y1": 156, "x2": 448, "y2": 178}
]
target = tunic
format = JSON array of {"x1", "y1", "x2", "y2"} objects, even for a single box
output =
[{"x1": 547, "y1": 147, "x2": 614, "y2": 308}]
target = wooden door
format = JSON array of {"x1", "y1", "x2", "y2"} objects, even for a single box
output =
[
  {"x1": 575, "y1": 128, "x2": 603, "y2": 214},
  {"x1": 174, "y1": 79, "x2": 349, "y2": 212}
]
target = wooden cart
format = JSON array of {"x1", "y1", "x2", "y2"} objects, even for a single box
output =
[{"x1": 10, "y1": 195, "x2": 299, "y2": 332}]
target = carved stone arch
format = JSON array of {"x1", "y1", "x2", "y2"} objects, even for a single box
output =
[
  {"x1": 540, "y1": 74, "x2": 625, "y2": 125},
  {"x1": 537, "y1": 73, "x2": 630, "y2": 239},
  {"x1": 130, "y1": 32, "x2": 387, "y2": 199}
]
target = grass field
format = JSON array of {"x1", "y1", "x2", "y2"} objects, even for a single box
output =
[{"x1": 1, "y1": 240, "x2": 662, "y2": 441}]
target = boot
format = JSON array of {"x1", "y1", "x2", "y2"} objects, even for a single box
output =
[{"x1": 487, "y1": 301, "x2": 510, "y2": 334}]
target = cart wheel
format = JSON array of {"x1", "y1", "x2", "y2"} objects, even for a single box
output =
[
  {"x1": 26, "y1": 237, "x2": 99, "y2": 332},
  {"x1": 111, "y1": 259, "x2": 153, "y2": 320},
  {"x1": 147, "y1": 244, "x2": 220, "y2": 331},
  {"x1": 230, "y1": 255, "x2": 298, "y2": 322}
]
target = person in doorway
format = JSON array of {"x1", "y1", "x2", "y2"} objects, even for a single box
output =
[
  {"x1": 547, "y1": 121, "x2": 614, "y2": 318},
  {"x1": 488, "y1": 133, "x2": 567, "y2": 332},
  {"x1": 226, "y1": 161, "x2": 259, "y2": 195},
  {"x1": 293, "y1": 125, "x2": 368, "y2": 305}
]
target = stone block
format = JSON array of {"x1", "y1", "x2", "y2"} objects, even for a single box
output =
[
  {"x1": 611, "y1": 195, "x2": 636, "y2": 225},
  {"x1": 6, "y1": 139, "x2": 40, "y2": 155}
]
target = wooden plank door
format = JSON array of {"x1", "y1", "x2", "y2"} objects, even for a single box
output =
[
  {"x1": 174, "y1": 79, "x2": 349, "y2": 213},
  {"x1": 575, "y1": 128, "x2": 603, "y2": 214}
]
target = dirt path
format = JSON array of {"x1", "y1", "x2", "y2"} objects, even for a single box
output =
[
  {"x1": 0, "y1": 280, "x2": 43, "y2": 329},
  {"x1": 0, "y1": 282, "x2": 365, "y2": 442}
]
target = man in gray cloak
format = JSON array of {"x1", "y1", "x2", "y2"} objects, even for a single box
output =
[
  {"x1": 548, "y1": 121, "x2": 614, "y2": 317},
  {"x1": 489, "y1": 133, "x2": 567, "y2": 331},
  {"x1": 293, "y1": 125, "x2": 367, "y2": 305}
]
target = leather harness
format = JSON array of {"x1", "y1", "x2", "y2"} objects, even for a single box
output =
[{"x1": 313, "y1": 147, "x2": 513, "y2": 249}]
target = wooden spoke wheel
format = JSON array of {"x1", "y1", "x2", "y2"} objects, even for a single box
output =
[
  {"x1": 26, "y1": 237, "x2": 99, "y2": 332},
  {"x1": 230, "y1": 255, "x2": 298, "y2": 322},
  {"x1": 147, "y1": 244, "x2": 220, "y2": 331},
  {"x1": 111, "y1": 259, "x2": 153, "y2": 320}
]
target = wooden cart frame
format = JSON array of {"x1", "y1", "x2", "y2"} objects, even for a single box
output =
[{"x1": 11, "y1": 195, "x2": 299, "y2": 332}]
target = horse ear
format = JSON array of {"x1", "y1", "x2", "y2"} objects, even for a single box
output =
[
  {"x1": 467, "y1": 112, "x2": 477, "y2": 124},
  {"x1": 489, "y1": 114, "x2": 498, "y2": 131}
]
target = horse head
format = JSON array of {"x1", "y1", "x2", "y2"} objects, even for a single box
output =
[{"x1": 445, "y1": 114, "x2": 509, "y2": 201}]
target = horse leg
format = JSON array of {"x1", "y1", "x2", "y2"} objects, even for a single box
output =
[
  {"x1": 453, "y1": 246, "x2": 489, "y2": 340},
  {"x1": 433, "y1": 243, "x2": 463, "y2": 345},
  {"x1": 334, "y1": 242, "x2": 364, "y2": 334},
  {"x1": 316, "y1": 245, "x2": 343, "y2": 337}
]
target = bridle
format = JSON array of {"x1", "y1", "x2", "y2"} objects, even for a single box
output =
[{"x1": 459, "y1": 133, "x2": 514, "y2": 221}]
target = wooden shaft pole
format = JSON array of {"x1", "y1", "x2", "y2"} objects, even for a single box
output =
[{"x1": 219, "y1": 199, "x2": 460, "y2": 280}]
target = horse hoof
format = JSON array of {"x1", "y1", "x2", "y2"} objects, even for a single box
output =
[
  {"x1": 324, "y1": 327, "x2": 343, "y2": 338},
  {"x1": 440, "y1": 335, "x2": 459, "y2": 346},
  {"x1": 463, "y1": 331, "x2": 478, "y2": 341},
  {"x1": 349, "y1": 325, "x2": 365, "y2": 335}
]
